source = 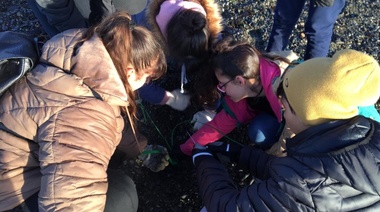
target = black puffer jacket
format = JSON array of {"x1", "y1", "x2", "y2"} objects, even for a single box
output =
[{"x1": 195, "y1": 116, "x2": 380, "y2": 211}]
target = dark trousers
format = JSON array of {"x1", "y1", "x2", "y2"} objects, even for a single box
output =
[
  {"x1": 247, "y1": 112, "x2": 281, "y2": 150},
  {"x1": 10, "y1": 156, "x2": 138, "y2": 212},
  {"x1": 26, "y1": 0, "x2": 148, "y2": 38},
  {"x1": 26, "y1": 0, "x2": 87, "y2": 37},
  {"x1": 104, "y1": 169, "x2": 139, "y2": 212},
  {"x1": 266, "y1": 0, "x2": 345, "y2": 60}
]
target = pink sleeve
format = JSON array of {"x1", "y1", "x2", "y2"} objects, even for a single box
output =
[
  {"x1": 259, "y1": 58, "x2": 283, "y2": 121},
  {"x1": 180, "y1": 97, "x2": 256, "y2": 156}
]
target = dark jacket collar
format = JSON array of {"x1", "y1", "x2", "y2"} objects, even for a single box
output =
[{"x1": 286, "y1": 116, "x2": 375, "y2": 156}]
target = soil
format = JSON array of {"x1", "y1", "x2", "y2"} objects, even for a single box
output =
[{"x1": 123, "y1": 65, "x2": 252, "y2": 211}]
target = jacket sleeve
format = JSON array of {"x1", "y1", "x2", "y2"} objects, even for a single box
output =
[
  {"x1": 180, "y1": 97, "x2": 256, "y2": 156},
  {"x1": 238, "y1": 146, "x2": 276, "y2": 180},
  {"x1": 137, "y1": 82, "x2": 167, "y2": 105},
  {"x1": 37, "y1": 100, "x2": 122, "y2": 211},
  {"x1": 195, "y1": 155, "x2": 314, "y2": 212},
  {"x1": 117, "y1": 116, "x2": 147, "y2": 158}
]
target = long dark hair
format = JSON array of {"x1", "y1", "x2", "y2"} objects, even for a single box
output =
[
  {"x1": 196, "y1": 36, "x2": 291, "y2": 111},
  {"x1": 212, "y1": 36, "x2": 290, "y2": 81},
  {"x1": 166, "y1": 9, "x2": 211, "y2": 61}
]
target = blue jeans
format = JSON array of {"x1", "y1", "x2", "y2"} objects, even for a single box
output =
[
  {"x1": 248, "y1": 112, "x2": 281, "y2": 150},
  {"x1": 266, "y1": 0, "x2": 346, "y2": 60}
]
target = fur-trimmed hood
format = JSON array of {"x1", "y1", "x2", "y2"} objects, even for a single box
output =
[{"x1": 146, "y1": 0, "x2": 223, "y2": 55}]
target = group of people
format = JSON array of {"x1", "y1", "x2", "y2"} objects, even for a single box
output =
[{"x1": 0, "y1": 0, "x2": 379, "y2": 211}]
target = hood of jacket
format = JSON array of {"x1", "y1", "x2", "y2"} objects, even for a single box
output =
[
  {"x1": 146, "y1": 0, "x2": 223, "y2": 55},
  {"x1": 36, "y1": 28, "x2": 129, "y2": 107},
  {"x1": 286, "y1": 116, "x2": 373, "y2": 155},
  {"x1": 0, "y1": 28, "x2": 130, "y2": 210}
]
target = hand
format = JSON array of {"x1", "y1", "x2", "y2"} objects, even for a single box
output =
[
  {"x1": 138, "y1": 145, "x2": 170, "y2": 172},
  {"x1": 191, "y1": 109, "x2": 216, "y2": 130},
  {"x1": 206, "y1": 141, "x2": 242, "y2": 163},
  {"x1": 192, "y1": 144, "x2": 213, "y2": 166},
  {"x1": 165, "y1": 89, "x2": 190, "y2": 111}
]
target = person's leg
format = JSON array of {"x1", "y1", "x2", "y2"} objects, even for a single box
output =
[
  {"x1": 26, "y1": 0, "x2": 60, "y2": 37},
  {"x1": 248, "y1": 112, "x2": 281, "y2": 150},
  {"x1": 304, "y1": 0, "x2": 346, "y2": 59},
  {"x1": 105, "y1": 169, "x2": 138, "y2": 212},
  {"x1": 266, "y1": 0, "x2": 306, "y2": 52},
  {"x1": 131, "y1": 0, "x2": 150, "y2": 28},
  {"x1": 8, "y1": 169, "x2": 138, "y2": 212},
  {"x1": 27, "y1": 0, "x2": 88, "y2": 37}
]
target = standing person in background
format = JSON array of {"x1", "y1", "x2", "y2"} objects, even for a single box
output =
[
  {"x1": 26, "y1": 0, "x2": 148, "y2": 37},
  {"x1": 192, "y1": 49, "x2": 380, "y2": 211},
  {"x1": 0, "y1": 11, "x2": 166, "y2": 211},
  {"x1": 266, "y1": 0, "x2": 345, "y2": 60}
]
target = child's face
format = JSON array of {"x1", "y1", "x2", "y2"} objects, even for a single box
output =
[
  {"x1": 127, "y1": 65, "x2": 156, "y2": 91},
  {"x1": 280, "y1": 97, "x2": 309, "y2": 134},
  {"x1": 215, "y1": 70, "x2": 246, "y2": 102}
]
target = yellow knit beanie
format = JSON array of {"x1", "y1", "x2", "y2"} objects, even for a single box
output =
[{"x1": 282, "y1": 49, "x2": 380, "y2": 125}]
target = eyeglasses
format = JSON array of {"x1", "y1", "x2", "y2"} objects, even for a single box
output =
[{"x1": 216, "y1": 78, "x2": 234, "y2": 93}]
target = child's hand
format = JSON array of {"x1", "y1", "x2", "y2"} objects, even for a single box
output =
[
  {"x1": 165, "y1": 89, "x2": 190, "y2": 111},
  {"x1": 138, "y1": 145, "x2": 170, "y2": 172},
  {"x1": 191, "y1": 110, "x2": 216, "y2": 130}
]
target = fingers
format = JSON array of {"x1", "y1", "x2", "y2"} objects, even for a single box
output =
[
  {"x1": 138, "y1": 145, "x2": 170, "y2": 172},
  {"x1": 143, "y1": 153, "x2": 170, "y2": 172}
]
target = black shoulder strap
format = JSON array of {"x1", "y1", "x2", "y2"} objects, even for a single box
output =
[{"x1": 0, "y1": 31, "x2": 39, "y2": 96}]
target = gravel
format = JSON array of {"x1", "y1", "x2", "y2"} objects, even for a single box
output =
[{"x1": 1, "y1": 0, "x2": 379, "y2": 211}]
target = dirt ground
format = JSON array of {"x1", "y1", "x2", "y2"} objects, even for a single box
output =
[{"x1": 123, "y1": 66, "x2": 251, "y2": 212}]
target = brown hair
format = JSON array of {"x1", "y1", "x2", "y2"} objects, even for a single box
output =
[
  {"x1": 211, "y1": 37, "x2": 289, "y2": 79},
  {"x1": 82, "y1": 11, "x2": 166, "y2": 123},
  {"x1": 131, "y1": 26, "x2": 167, "y2": 82},
  {"x1": 195, "y1": 36, "x2": 291, "y2": 109},
  {"x1": 166, "y1": 8, "x2": 211, "y2": 61}
]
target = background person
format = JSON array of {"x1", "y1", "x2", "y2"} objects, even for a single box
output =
[
  {"x1": 266, "y1": 0, "x2": 346, "y2": 60},
  {"x1": 26, "y1": 0, "x2": 148, "y2": 37}
]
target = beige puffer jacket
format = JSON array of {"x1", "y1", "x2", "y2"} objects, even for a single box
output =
[
  {"x1": 0, "y1": 29, "x2": 129, "y2": 211},
  {"x1": 146, "y1": 0, "x2": 223, "y2": 55}
]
